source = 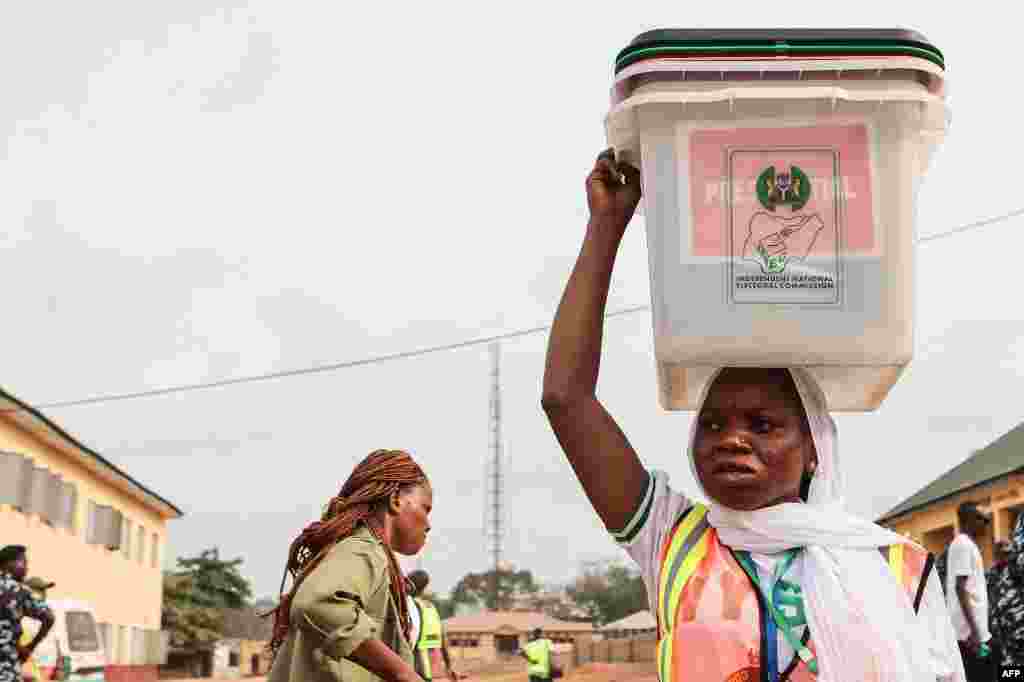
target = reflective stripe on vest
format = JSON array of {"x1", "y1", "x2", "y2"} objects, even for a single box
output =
[
  {"x1": 655, "y1": 504, "x2": 711, "y2": 682},
  {"x1": 887, "y1": 543, "x2": 904, "y2": 582},
  {"x1": 655, "y1": 505, "x2": 927, "y2": 682}
]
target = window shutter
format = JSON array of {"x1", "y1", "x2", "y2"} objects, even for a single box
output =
[{"x1": 0, "y1": 452, "x2": 27, "y2": 507}]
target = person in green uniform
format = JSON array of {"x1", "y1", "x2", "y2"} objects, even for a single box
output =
[
  {"x1": 406, "y1": 571, "x2": 462, "y2": 681},
  {"x1": 519, "y1": 629, "x2": 554, "y2": 682},
  {"x1": 266, "y1": 449, "x2": 433, "y2": 682}
]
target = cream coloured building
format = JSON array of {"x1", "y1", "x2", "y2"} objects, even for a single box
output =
[
  {"x1": 0, "y1": 387, "x2": 182, "y2": 680},
  {"x1": 444, "y1": 611, "x2": 593, "y2": 664},
  {"x1": 878, "y1": 421, "x2": 1024, "y2": 568}
]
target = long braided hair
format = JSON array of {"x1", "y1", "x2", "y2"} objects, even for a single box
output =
[{"x1": 265, "y1": 449, "x2": 428, "y2": 660}]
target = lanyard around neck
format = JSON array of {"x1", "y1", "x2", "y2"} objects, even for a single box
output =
[{"x1": 735, "y1": 549, "x2": 819, "y2": 676}]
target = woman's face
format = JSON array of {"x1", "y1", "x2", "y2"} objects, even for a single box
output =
[
  {"x1": 391, "y1": 483, "x2": 433, "y2": 556},
  {"x1": 693, "y1": 369, "x2": 816, "y2": 511}
]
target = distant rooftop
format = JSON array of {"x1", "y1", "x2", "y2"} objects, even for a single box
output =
[
  {"x1": 445, "y1": 610, "x2": 593, "y2": 633},
  {"x1": 878, "y1": 421, "x2": 1024, "y2": 523},
  {"x1": 601, "y1": 611, "x2": 656, "y2": 631}
]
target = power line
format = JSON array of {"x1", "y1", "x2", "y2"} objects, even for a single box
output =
[
  {"x1": 7, "y1": 205, "x2": 1022, "y2": 413},
  {"x1": 11, "y1": 305, "x2": 650, "y2": 412},
  {"x1": 917, "y1": 206, "x2": 1024, "y2": 243}
]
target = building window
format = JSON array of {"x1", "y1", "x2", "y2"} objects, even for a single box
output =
[
  {"x1": 122, "y1": 519, "x2": 132, "y2": 558},
  {"x1": 137, "y1": 526, "x2": 145, "y2": 564},
  {"x1": 97, "y1": 622, "x2": 114, "y2": 662},
  {"x1": 87, "y1": 501, "x2": 98, "y2": 543},
  {"x1": 495, "y1": 635, "x2": 519, "y2": 654},
  {"x1": 42, "y1": 470, "x2": 63, "y2": 526},
  {"x1": 0, "y1": 451, "x2": 28, "y2": 508},
  {"x1": 66, "y1": 611, "x2": 101, "y2": 653},
  {"x1": 62, "y1": 483, "x2": 78, "y2": 533},
  {"x1": 27, "y1": 466, "x2": 52, "y2": 523},
  {"x1": 108, "y1": 509, "x2": 123, "y2": 551},
  {"x1": 151, "y1": 534, "x2": 160, "y2": 569},
  {"x1": 229, "y1": 652, "x2": 240, "y2": 667},
  {"x1": 132, "y1": 627, "x2": 148, "y2": 665},
  {"x1": 87, "y1": 504, "x2": 123, "y2": 550}
]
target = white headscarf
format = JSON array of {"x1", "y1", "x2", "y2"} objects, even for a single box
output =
[{"x1": 687, "y1": 368, "x2": 962, "y2": 682}]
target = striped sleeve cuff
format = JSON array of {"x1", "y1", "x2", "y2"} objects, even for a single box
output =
[{"x1": 609, "y1": 470, "x2": 654, "y2": 545}]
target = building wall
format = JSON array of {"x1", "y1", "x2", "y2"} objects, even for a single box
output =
[
  {"x1": 0, "y1": 416, "x2": 171, "y2": 666},
  {"x1": 575, "y1": 639, "x2": 658, "y2": 665},
  {"x1": 448, "y1": 633, "x2": 496, "y2": 664},
  {"x1": 602, "y1": 628, "x2": 657, "y2": 640},
  {"x1": 881, "y1": 473, "x2": 1024, "y2": 568},
  {"x1": 211, "y1": 642, "x2": 239, "y2": 679},
  {"x1": 202, "y1": 639, "x2": 270, "y2": 678},
  {"x1": 105, "y1": 665, "x2": 160, "y2": 682},
  {"x1": 239, "y1": 640, "x2": 271, "y2": 677},
  {"x1": 447, "y1": 630, "x2": 591, "y2": 665},
  {"x1": 105, "y1": 663, "x2": 159, "y2": 679}
]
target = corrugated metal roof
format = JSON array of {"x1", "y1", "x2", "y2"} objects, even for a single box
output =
[
  {"x1": 219, "y1": 608, "x2": 273, "y2": 640},
  {"x1": 878, "y1": 421, "x2": 1024, "y2": 523},
  {"x1": 600, "y1": 611, "x2": 656, "y2": 631}
]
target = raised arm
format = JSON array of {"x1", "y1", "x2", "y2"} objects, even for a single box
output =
[{"x1": 541, "y1": 149, "x2": 649, "y2": 533}]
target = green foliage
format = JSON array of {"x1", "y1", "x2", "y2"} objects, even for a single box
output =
[
  {"x1": 450, "y1": 568, "x2": 539, "y2": 611},
  {"x1": 566, "y1": 561, "x2": 647, "y2": 627},
  {"x1": 161, "y1": 547, "x2": 255, "y2": 651},
  {"x1": 173, "y1": 548, "x2": 252, "y2": 609}
]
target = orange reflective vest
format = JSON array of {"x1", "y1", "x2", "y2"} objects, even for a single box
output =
[{"x1": 655, "y1": 504, "x2": 933, "y2": 682}]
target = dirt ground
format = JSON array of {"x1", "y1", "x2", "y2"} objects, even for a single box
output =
[
  {"x1": 176, "y1": 662, "x2": 659, "y2": 682},
  {"x1": 474, "y1": 663, "x2": 658, "y2": 682}
]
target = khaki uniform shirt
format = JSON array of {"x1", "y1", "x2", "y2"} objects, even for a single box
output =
[{"x1": 268, "y1": 524, "x2": 414, "y2": 682}]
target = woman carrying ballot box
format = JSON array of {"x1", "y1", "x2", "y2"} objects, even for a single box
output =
[{"x1": 540, "y1": 149, "x2": 967, "y2": 682}]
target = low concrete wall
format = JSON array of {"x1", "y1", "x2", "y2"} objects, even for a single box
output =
[{"x1": 106, "y1": 665, "x2": 160, "y2": 682}]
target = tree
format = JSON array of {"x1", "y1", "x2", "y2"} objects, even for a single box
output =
[
  {"x1": 567, "y1": 561, "x2": 647, "y2": 627},
  {"x1": 173, "y1": 548, "x2": 253, "y2": 609},
  {"x1": 424, "y1": 591, "x2": 456, "y2": 619},
  {"x1": 162, "y1": 574, "x2": 224, "y2": 652},
  {"x1": 161, "y1": 548, "x2": 255, "y2": 652},
  {"x1": 450, "y1": 567, "x2": 539, "y2": 611},
  {"x1": 522, "y1": 591, "x2": 590, "y2": 622}
]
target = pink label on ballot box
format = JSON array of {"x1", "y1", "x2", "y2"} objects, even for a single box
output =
[{"x1": 688, "y1": 124, "x2": 875, "y2": 305}]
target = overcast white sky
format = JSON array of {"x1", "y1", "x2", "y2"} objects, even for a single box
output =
[{"x1": 1, "y1": 2, "x2": 1021, "y2": 602}]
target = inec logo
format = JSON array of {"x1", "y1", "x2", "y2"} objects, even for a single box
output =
[{"x1": 743, "y1": 165, "x2": 822, "y2": 275}]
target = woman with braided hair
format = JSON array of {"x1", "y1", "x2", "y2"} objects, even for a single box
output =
[{"x1": 267, "y1": 449, "x2": 432, "y2": 682}]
